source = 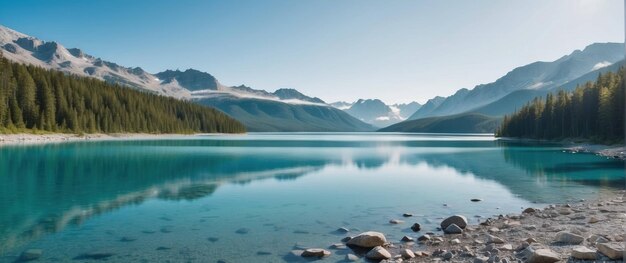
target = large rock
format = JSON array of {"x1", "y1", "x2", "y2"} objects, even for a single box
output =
[
  {"x1": 441, "y1": 215, "x2": 468, "y2": 229},
  {"x1": 570, "y1": 246, "x2": 597, "y2": 260},
  {"x1": 346, "y1": 231, "x2": 387, "y2": 248},
  {"x1": 554, "y1": 231, "x2": 584, "y2": 245},
  {"x1": 301, "y1": 248, "x2": 331, "y2": 258},
  {"x1": 596, "y1": 242, "x2": 625, "y2": 260},
  {"x1": 365, "y1": 246, "x2": 392, "y2": 260},
  {"x1": 528, "y1": 249, "x2": 561, "y2": 263},
  {"x1": 444, "y1": 223, "x2": 463, "y2": 234}
]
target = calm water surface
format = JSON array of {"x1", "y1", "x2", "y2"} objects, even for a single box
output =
[{"x1": 0, "y1": 133, "x2": 623, "y2": 262}]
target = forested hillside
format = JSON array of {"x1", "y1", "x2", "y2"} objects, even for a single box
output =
[
  {"x1": 496, "y1": 68, "x2": 624, "y2": 143},
  {"x1": 0, "y1": 53, "x2": 246, "y2": 134}
]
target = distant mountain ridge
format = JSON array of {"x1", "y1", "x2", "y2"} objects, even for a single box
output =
[
  {"x1": 330, "y1": 99, "x2": 421, "y2": 127},
  {"x1": 0, "y1": 25, "x2": 372, "y2": 132},
  {"x1": 409, "y1": 42, "x2": 625, "y2": 120}
]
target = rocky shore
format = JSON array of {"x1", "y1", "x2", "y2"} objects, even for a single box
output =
[
  {"x1": 296, "y1": 190, "x2": 626, "y2": 262},
  {"x1": 0, "y1": 133, "x2": 202, "y2": 146},
  {"x1": 564, "y1": 144, "x2": 625, "y2": 161}
]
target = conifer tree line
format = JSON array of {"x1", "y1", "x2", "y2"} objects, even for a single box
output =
[
  {"x1": 0, "y1": 52, "x2": 246, "y2": 134},
  {"x1": 496, "y1": 67, "x2": 625, "y2": 143}
]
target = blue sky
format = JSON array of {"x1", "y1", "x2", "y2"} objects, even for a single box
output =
[{"x1": 0, "y1": 0, "x2": 623, "y2": 104}]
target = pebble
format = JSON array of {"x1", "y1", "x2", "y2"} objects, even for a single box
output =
[{"x1": 486, "y1": 234, "x2": 505, "y2": 244}]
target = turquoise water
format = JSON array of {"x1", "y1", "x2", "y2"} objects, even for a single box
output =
[{"x1": 0, "y1": 133, "x2": 623, "y2": 262}]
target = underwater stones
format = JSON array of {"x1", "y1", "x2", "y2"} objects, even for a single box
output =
[
  {"x1": 19, "y1": 249, "x2": 42, "y2": 261},
  {"x1": 75, "y1": 251, "x2": 115, "y2": 260},
  {"x1": 207, "y1": 237, "x2": 219, "y2": 242},
  {"x1": 346, "y1": 231, "x2": 387, "y2": 248},
  {"x1": 336, "y1": 227, "x2": 350, "y2": 233},
  {"x1": 402, "y1": 213, "x2": 413, "y2": 217},
  {"x1": 345, "y1": 253, "x2": 359, "y2": 261},
  {"x1": 235, "y1": 228, "x2": 249, "y2": 234},
  {"x1": 411, "y1": 223, "x2": 421, "y2": 232},
  {"x1": 389, "y1": 219, "x2": 404, "y2": 224},
  {"x1": 441, "y1": 215, "x2": 468, "y2": 229},
  {"x1": 120, "y1": 236, "x2": 136, "y2": 242},
  {"x1": 471, "y1": 198, "x2": 482, "y2": 202}
]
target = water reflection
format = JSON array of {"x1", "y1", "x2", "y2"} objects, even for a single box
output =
[{"x1": 0, "y1": 134, "x2": 622, "y2": 255}]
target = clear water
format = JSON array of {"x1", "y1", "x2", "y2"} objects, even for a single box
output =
[{"x1": 0, "y1": 133, "x2": 623, "y2": 262}]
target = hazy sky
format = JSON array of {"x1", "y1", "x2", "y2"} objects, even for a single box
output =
[{"x1": 0, "y1": 0, "x2": 623, "y2": 104}]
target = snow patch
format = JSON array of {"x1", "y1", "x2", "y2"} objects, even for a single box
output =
[
  {"x1": 592, "y1": 61, "x2": 612, "y2": 71},
  {"x1": 375, "y1": 116, "x2": 390, "y2": 121}
]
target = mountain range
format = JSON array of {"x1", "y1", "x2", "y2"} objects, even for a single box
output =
[
  {"x1": 330, "y1": 99, "x2": 422, "y2": 127},
  {"x1": 408, "y1": 42, "x2": 625, "y2": 120},
  {"x1": 387, "y1": 42, "x2": 625, "y2": 133},
  {"x1": 0, "y1": 25, "x2": 373, "y2": 132}
]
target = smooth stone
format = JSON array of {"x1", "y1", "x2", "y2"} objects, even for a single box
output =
[
  {"x1": 346, "y1": 231, "x2": 387, "y2": 248},
  {"x1": 401, "y1": 235, "x2": 414, "y2": 242},
  {"x1": 329, "y1": 243, "x2": 347, "y2": 249},
  {"x1": 486, "y1": 234, "x2": 505, "y2": 244},
  {"x1": 345, "y1": 253, "x2": 359, "y2": 261},
  {"x1": 365, "y1": 246, "x2": 392, "y2": 260},
  {"x1": 410, "y1": 223, "x2": 421, "y2": 232},
  {"x1": 341, "y1": 236, "x2": 352, "y2": 242},
  {"x1": 441, "y1": 215, "x2": 468, "y2": 229},
  {"x1": 417, "y1": 234, "x2": 431, "y2": 241},
  {"x1": 596, "y1": 242, "x2": 625, "y2": 260},
  {"x1": 523, "y1": 207, "x2": 537, "y2": 213},
  {"x1": 402, "y1": 213, "x2": 413, "y2": 217},
  {"x1": 401, "y1": 249, "x2": 415, "y2": 259},
  {"x1": 301, "y1": 248, "x2": 331, "y2": 258},
  {"x1": 444, "y1": 223, "x2": 463, "y2": 234},
  {"x1": 528, "y1": 249, "x2": 560, "y2": 263},
  {"x1": 389, "y1": 219, "x2": 404, "y2": 224},
  {"x1": 443, "y1": 251, "x2": 453, "y2": 260},
  {"x1": 337, "y1": 227, "x2": 350, "y2": 233},
  {"x1": 570, "y1": 246, "x2": 596, "y2": 260},
  {"x1": 19, "y1": 249, "x2": 43, "y2": 261},
  {"x1": 554, "y1": 231, "x2": 584, "y2": 245}
]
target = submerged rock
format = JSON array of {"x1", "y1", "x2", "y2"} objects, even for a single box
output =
[
  {"x1": 365, "y1": 246, "x2": 391, "y2": 260},
  {"x1": 345, "y1": 253, "x2": 359, "y2": 261},
  {"x1": 346, "y1": 231, "x2": 387, "y2": 248},
  {"x1": 19, "y1": 249, "x2": 42, "y2": 261},
  {"x1": 411, "y1": 223, "x2": 421, "y2": 232},
  {"x1": 301, "y1": 248, "x2": 331, "y2": 258},
  {"x1": 441, "y1": 215, "x2": 468, "y2": 229},
  {"x1": 401, "y1": 235, "x2": 414, "y2": 242},
  {"x1": 235, "y1": 228, "x2": 250, "y2": 234},
  {"x1": 389, "y1": 219, "x2": 404, "y2": 224}
]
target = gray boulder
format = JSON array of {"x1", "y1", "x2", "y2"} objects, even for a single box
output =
[
  {"x1": 441, "y1": 215, "x2": 468, "y2": 229},
  {"x1": 365, "y1": 246, "x2": 392, "y2": 260},
  {"x1": 346, "y1": 231, "x2": 387, "y2": 248}
]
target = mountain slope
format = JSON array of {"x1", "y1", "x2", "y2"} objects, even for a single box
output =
[
  {"x1": 0, "y1": 25, "x2": 374, "y2": 132},
  {"x1": 379, "y1": 113, "x2": 500, "y2": 133},
  {"x1": 410, "y1": 42, "x2": 625, "y2": 119},
  {"x1": 471, "y1": 59, "x2": 625, "y2": 116},
  {"x1": 408, "y1": 96, "x2": 444, "y2": 119},
  {"x1": 197, "y1": 96, "x2": 375, "y2": 132},
  {"x1": 333, "y1": 99, "x2": 421, "y2": 127},
  {"x1": 0, "y1": 54, "x2": 245, "y2": 133}
]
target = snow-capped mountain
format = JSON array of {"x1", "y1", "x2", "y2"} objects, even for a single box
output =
[
  {"x1": 0, "y1": 25, "x2": 327, "y2": 106},
  {"x1": 0, "y1": 25, "x2": 373, "y2": 132},
  {"x1": 331, "y1": 99, "x2": 421, "y2": 127}
]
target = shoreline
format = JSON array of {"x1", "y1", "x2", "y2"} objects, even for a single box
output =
[
  {"x1": 0, "y1": 133, "x2": 238, "y2": 146},
  {"x1": 564, "y1": 143, "x2": 626, "y2": 161},
  {"x1": 297, "y1": 189, "x2": 626, "y2": 262}
]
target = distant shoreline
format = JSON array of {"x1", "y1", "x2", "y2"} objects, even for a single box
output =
[{"x1": 0, "y1": 133, "x2": 238, "y2": 146}]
